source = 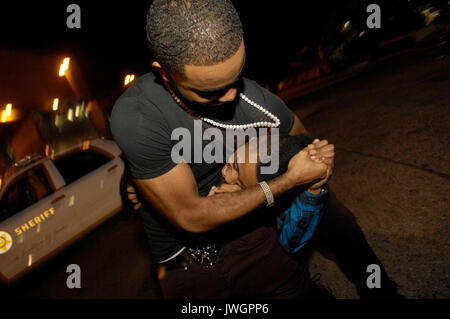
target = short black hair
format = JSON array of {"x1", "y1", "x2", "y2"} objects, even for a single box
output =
[
  {"x1": 146, "y1": 0, "x2": 244, "y2": 75},
  {"x1": 256, "y1": 133, "x2": 316, "y2": 183}
]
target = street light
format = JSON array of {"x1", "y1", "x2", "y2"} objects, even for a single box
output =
[
  {"x1": 342, "y1": 20, "x2": 351, "y2": 32},
  {"x1": 124, "y1": 74, "x2": 136, "y2": 86},
  {"x1": 5, "y1": 104, "x2": 12, "y2": 116},
  {"x1": 59, "y1": 57, "x2": 70, "y2": 77},
  {"x1": 58, "y1": 57, "x2": 81, "y2": 98},
  {"x1": 52, "y1": 98, "x2": 59, "y2": 111},
  {"x1": 67, "y1": 108, "x2": 74, "y2": 122},
  {"x1": 1, "y1": 104, "x2": 13, "y2": 123}
]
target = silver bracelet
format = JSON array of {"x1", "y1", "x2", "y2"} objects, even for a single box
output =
[{"x1": 258, "y1": 181, "x2": 274, "y2": 207}]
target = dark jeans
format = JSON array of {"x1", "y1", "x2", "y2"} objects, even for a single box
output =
[
  {"x1": 303, "y1": 190, "x2": 400, "y2": 298},
  {"x1": 158, "y1": 225, "x2": 331, "y2": 299},
  {"x1": 154, "y1": 191, "x2": 400, "y2": 299}
]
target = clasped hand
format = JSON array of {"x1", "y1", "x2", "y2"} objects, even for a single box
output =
[{"x1": 287, "y1": 138, "x2": 334, "y2": 194}]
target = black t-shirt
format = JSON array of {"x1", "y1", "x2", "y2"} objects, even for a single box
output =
[{"x1": 110, "y1": 71, "x2": 295, "y2": 262}]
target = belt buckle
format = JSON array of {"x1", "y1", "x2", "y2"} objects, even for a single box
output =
[{"x1": 187, "y1": 243, "x2": 219, "y2": 267}]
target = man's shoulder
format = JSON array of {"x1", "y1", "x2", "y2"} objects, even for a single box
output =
[
  {"x1": 242, "y1": 76, "x2": 261, "y2": 91},
  {"x1": 110, "y1": 72, "x2": 169, "y2": 142},
  {"x1": 242, "y1": 77, "x2": 278, "y2": 101},
  {"x1": 113, "y1": 71, "x2": 161, "y2": 107},
  {"x1": 111, "y1": 72, "x2": 164, "y2": 123},
  {"x1": 241, "y1": 77, "x2": 294, "y2": 134}
]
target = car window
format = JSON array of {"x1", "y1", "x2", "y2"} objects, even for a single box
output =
[
  {"x1": 53, "y1": 150, "x2": 111, "y2": 185},
  {"x1": 0, "y1": 168, "x2": 53, "y2": 222}
]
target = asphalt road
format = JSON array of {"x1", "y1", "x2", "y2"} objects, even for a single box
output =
[
  {"x1": 287, "y1": 44, "x2": 449, "y2": 299},
  {"x1": 1, "y1": 43, "x2": 448, "y2": 300}
]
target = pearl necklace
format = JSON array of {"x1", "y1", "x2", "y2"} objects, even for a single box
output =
[{"x1": 167, "y1": 85, "x2": 280, "y2": 130}]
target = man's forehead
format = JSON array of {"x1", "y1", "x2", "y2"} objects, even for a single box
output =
[{"x1": 182, "y1": 40, "x2": 246, "y2": 90}]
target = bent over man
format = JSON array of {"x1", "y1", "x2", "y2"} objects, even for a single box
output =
[{"x1": 111, "y1": 0, "x2": 400, "y2": 299}]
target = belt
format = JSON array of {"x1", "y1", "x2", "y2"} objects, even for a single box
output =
[
  {"x1": 157, "y1": 243, "x2": 221, "y2": 275},
  {"x1": 187, "y1": 244, "x2": 219, "y2": 267},
  {"x1": 157, "y1": 251, "x2": 189, "y2": 273}
]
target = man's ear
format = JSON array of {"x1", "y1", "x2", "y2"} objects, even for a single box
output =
[
  {"x1": 222, "y1": 163, "x2": 239, "y2": 185},
  {"x1": 151, "y1": 61, "x2": 170, "y2": 82}
]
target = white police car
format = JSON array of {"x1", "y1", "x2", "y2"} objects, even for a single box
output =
[{"x1": 0, "y1": 138, "x2": 125, "y2": 285}]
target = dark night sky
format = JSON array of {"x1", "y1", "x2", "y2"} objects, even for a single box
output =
[{"x1": 0, "y1": 0, "x2": 418, "y2": 98}]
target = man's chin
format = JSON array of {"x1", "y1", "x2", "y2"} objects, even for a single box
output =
[
  {"x1": 190, "y1": 101, "x2": 227, "y2": 109},
  {"x1": 192, "y1": 102, "x2": 226, "y2": 109},
  {"x1": 206, "y1": 102, "x2": 226, "y2": 108}
]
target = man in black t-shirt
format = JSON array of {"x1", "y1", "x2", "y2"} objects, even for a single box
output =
[
  {"x1": 111, "y1": 0, "x2": 401, "y2": 299},
  {"x1": 112, "y1": 70, "x2": 307, "y2": 263}
]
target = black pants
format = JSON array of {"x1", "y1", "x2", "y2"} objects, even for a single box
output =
[
  {"x1": 157, "y1": 225, "x2": 334, "y2": 299},
  {"x1": 145, "y1": 191, "x2": 400, "y2": 299},
  {"x1": 303, "y1": 190, "x2": 400, "y2": 298}
]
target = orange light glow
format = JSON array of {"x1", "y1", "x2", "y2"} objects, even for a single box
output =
[
  {"x1": 59, "y1": 57, "x2": 70, "y2": 77},
  {"x1": 82, "y1": 141, "x2": 90, "y2": 151},
  {"x1": 1, "y1": 109, "x2": 20, "y2": 123},
  {"x1": 124, "y1": 74, "x2": 135, "y2": 86},
  {"x1": 5, "y1": 104, "x2": 12, "y2": 116},
  {"x1": 52, "y1": 98, "x2": 59, "y2": 111}
]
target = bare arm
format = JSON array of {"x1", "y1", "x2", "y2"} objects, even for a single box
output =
[
  {"x1": 134, "y1": 148, "x2": 327, "y2": 233},
  {"x1": 289, "y1": 113, "x2": 308, "y2": 135}
]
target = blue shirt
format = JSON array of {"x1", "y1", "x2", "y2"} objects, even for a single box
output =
[{"x1": 277, "y1": 187, "x2": 328, "y2": 254}]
